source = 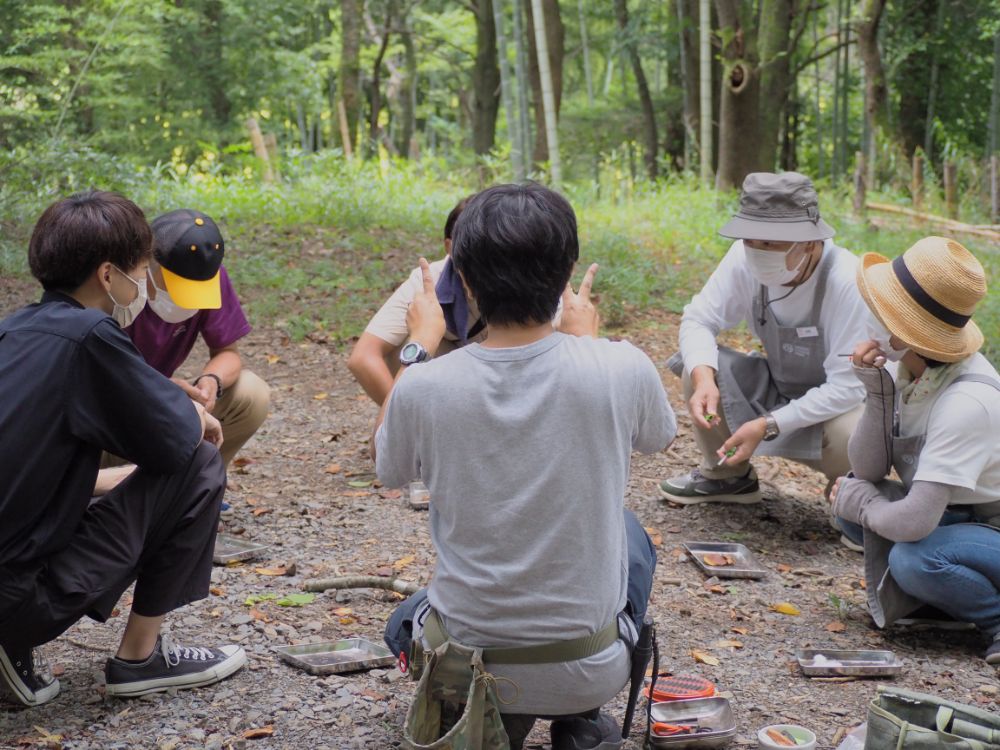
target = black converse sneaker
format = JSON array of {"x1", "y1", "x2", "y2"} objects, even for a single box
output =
[
  {"x1": 105, "y1": 635, "x2": 246, "y2": 698},
  {"x1": 0, "y1": 642, "x2": 60, "y2": 706},
  {"x1": 659, "y1": 468, "x2": 762, "y2": 505}
]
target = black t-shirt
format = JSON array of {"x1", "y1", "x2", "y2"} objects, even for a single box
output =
[{"x1": 0, "y1": 291, "x2": 203, "y2": 576}]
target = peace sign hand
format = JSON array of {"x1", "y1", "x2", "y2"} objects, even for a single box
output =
[
  {"x1": 558, "y1": 263, "x2": 600, "y2": 338},
  {"x1": 405, "y1": 257, "x2": 446, "y2": 355}
]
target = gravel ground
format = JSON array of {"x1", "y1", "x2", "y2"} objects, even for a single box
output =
[{"x1": 2, "y1": 280, "x2": 998, "y2": 749}]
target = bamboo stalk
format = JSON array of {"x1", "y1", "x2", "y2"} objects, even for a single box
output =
[
  {"x1": 944, "y1": 161, "x2": 958, "y2": 219},
  {"x1": 246, "y1": 118, "x2": 274, "y2": 183},
  {"x1": 866, "y1": 202, "x2": 1000, "y2": 242},
  {"x1": 912, "y1": 153, "x2": 924, "y2": 211},
  {"x1": 303, "y1": 576, "x2": 420, "y2": 595}
]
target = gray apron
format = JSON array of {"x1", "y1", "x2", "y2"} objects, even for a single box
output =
[
  {"x1": 864, "y1": 373, "x2": 1000, "y2": 628},
  {"x1": 667, "y1": 249, "x2": 835, "y2": 460}
]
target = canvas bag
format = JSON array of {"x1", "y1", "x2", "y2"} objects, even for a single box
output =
[
  {"x1": 866, "y1": 686, "x2": 1000, "y2": 749},
  {"x1": 403, "y1": 638, "x2": 510, "y2": 750}
]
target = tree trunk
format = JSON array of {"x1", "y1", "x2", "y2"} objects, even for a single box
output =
[
  {"x1": 988, "y1": 30, "x2": 999, "y2": 157},
  {"x1": 530, "y1": 0, "x2": 561, "y2": 183},
  {"x1": 699, "y1": 0, "x2": 713, "y2": 185},
  {"x1": 714, "y1": 0, "x2": 758, "y2": 191},
  {"x1": 577, "y1": 0, "x2": 595, "y2": 105},
  {"x1": 396, "y1": 13, "x2": 417, "y2": 157},
  {"x1": 367, "y1": 1, "x2": 395, "y2": 155},
  {"x1": 754, "y1": 0, "x2": 794, "y2": 172},
  {"x1": 676, "y1": 0, "x2": 698, "y2": 170},
  {"x1": 472, "y1": 0, "x2": 501, "y2": 155},
  {"x1": 513, "y1": 0, "x2": 534, "y2": 169},
  {"x1": 340, "y1": 0, "x2": 362, "y2": 154},
  {"x1": 494, "y1": 0, "x2": 523, "y2": 177},
  {"x1": 203, "y1": 0, "x2": 231, "y2": 127},
  {"x1": 922, "y1": 0, "x2": 945, "y2": 159},
  {"x1": 854, "y1": 0, "x2": 888, "y2": 170},
  {"x1": 526, "y1": 0, "x2": 564, "y2": 166},
  {"x1": 614, "y1": 0, "x2": 658, "y2": 179},
  {"x1": 812, "y1": 11, "x2": 824, "y2": 179}
]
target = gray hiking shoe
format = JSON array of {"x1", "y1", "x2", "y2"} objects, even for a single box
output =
[
  {"x1": 659, "y1": 469, "x2": 762, "y2": 505},
  {"x1": 105, "y1": 635, "x2": 246, "y2": 698}
]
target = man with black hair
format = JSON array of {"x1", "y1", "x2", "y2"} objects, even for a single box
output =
[
  {"x1": 374, "y1": 183, "x2": 676, "y2": 749},
  {"x1": 0, "y1": 191, "x2": 246, "y2": 707},
  {"x1": 348, "y1": 196, "x2": 484, "y2": 405}
]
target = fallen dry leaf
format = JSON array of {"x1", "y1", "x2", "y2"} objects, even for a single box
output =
[
  {"x1": 777, "y1": 563, "x2": 793, "y2": 573},
  {"x1": 644, "y1": 526, "x2": 663, "y2": 546},
  {"x1": 712, "y1": 639, "x2": 744, "y2": 649},
  {"x1": 392, "y1": 554, "x2": 416, "y2": 571},
  {"x1": 691, "y1": 649, "x2": 721, "y2": 666},
  {"x1": 243, "y1": 725, "x2": 275, "y2": 740},
  {"x1": 826, "y1": 620, "x2": 847, "y2": 632},
  {"x1": 255, "y1": 566, "x2": 288, "y2": 576},
  {"x1": 265, "y1": 354, "x2": 281, "y2": 364},
  {"x1": 249, "y1": 607, "x2": 269, "y2": 622},
  {"x1": 702, "y1": 553, "x2": 735, "y2": 567},
  {"x1": 731, "y1": 627, "x2": 750, "y2": 635},
  {"x1": 770, "y1": 602, "x2": 801, "y2": 616},
  {"x1": 333, "y1": 606, "x2": 353, "y2": 616},
  {"x1": 251, "y1": 508, "x2": 272, "y2": 517},
  {"x1": 324, "y1": 464, "x2": 342, "y2": 474},
  {"x1": 313, "y1": 392, "x2": 328, "y2": 400},
  {"x1": 209, "y1": 586, "x2": 225, "y2": 596}
]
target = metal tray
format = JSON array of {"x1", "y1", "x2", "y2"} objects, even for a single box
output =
[
  {"x1": 649, "y1": 697, "x2": 737, "y2": 748},
  {"x1": 796, "y1": 648, "x2": 903, "y2": 677},
  {"x1": 682, "y1": 542, "x2": 767, "y2": 580},
  {"x1": 277, "y1": 638, "x2": 396, "y2": 675},
  {"x1": 213, "y1": 534, "x2": 271, "y2": 565}
]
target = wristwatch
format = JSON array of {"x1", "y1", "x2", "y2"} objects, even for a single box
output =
[
  {"x1": 762, "y1": 413, "x2": 780, "y2": 441},
  {"x1": 194, "y1": 373, "x2": 223, "y2": 398},
  {"x1": 399, "y1": 341, "x2": 431, "y2": 366}
]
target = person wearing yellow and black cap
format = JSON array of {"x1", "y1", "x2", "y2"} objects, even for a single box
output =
[
  {"x1": 127, "y1": 209, "x2": 270, "y2": 469},
  {"x1": 830, "y1": 237, "x2": 1000, "y2": 664}
]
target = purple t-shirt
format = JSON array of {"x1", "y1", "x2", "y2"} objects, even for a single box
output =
[{"x1": 128, "y1": 266, "x2": 252, "y2": 377}]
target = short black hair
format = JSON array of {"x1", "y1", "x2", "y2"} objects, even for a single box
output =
[
  {"x1": 451, "y1": 183, "x2": 578, "y2": 326},
  {"x1": 28, "y1": 190, "x2": 153, "y2": 292},
  {"x1": 444, "y1": 195, "x2": 473, "y2": 240}
]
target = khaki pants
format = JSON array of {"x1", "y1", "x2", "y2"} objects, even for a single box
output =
[
  {"x1": 683, "y1": 369, "x2": 862, "y2": 484},
  {"x1": 103, "y1": 370, "x2": 270, "y2": 470}
]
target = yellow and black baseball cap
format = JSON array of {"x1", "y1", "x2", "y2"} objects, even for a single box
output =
[{"x1": 150, "y1": 209, "x2": 225, "y2": 309}]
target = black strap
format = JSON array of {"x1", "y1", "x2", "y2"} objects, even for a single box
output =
[{"x1": 891, "y1": 255, "x2": 970, "y2": 328}]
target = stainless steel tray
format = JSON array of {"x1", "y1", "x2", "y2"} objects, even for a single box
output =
[
  {"x1": 277, "y1": 639, "x2": 396, "y2": 675},
  {"x1": 682, "y1": 542, "x2": 767, "y2": 580},
  {"x1": 796, "y1": 648, "x2": 903, "y2": 677},
  {"x1": 649, "y1": 697, "x2": 737, "y2": 748},
  {"x1": 213, "y1": 534, "x2": 271, "y2": 564}
]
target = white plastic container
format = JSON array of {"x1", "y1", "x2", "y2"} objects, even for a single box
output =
[{"x1": 757, "y1": 724, "x2": 817, "y2": 750}]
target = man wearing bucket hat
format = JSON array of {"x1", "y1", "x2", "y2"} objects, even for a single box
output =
[
  {"x1": 660, "y1": 172, "x2": 873, "y2": 507},
  {"x1": 830, "y1": 237, "x2": 1000, "y2": 663},
  {"x1": 126, "y1": 209, "x2": 270, "y2": 469}
]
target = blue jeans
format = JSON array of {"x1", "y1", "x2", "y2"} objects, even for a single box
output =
[
  {"x1": 888, "y1": 523, "x2": 1000, "y2": 637},
  {"x1": 384, "y1": 508, "x2": 656, "y2": 658}
]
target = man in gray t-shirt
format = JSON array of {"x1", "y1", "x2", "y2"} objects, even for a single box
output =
[{"x1": 373, "y1": 184, "x2": 676, "y2": 750}]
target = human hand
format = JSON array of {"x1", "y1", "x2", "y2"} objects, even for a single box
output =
[
  {"x1": 718, "y1": 417, "x2": 766, "y2": 466},
  {"x1": 688, "y1": 365, "x2": 721, "y2": 431},
  {"x1": 829, "y1": 476, "x2": 842, "y2": 505},
  {"x1": 558, "y1": 263, "x2": 599, "y2": 338},
  {"x1": 851, "y1": 339, "x2": 887, "y2": 369},
  {"x1": 172, "y1": 376, "x2": 210, "y2": 407},
  {"x1": 192, "y1": 401, "x2": 224, "y2": 448},
  {"x1": 194, "y1": 376, "x2": 218, "y2": 413},
  {"x1": 405, "y1": 257, "x2": 446, "y2": 354}
]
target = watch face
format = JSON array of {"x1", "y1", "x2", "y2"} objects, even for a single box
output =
[{"x1": 401, "y1": 342, "x2": 420, "y2": 361}]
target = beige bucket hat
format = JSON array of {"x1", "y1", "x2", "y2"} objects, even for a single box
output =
[{"x1": 856, "y1": 236, "x2": 987, "y2": 362}]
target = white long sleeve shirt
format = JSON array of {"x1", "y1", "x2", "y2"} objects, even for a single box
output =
[{"x1": 679, "y1": 239, "x2": 872, "y2": 434}]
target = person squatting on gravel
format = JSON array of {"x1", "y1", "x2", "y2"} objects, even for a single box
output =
[
  {"x1": 659, "y1": 172, "x2": 876, "y2": 510},
  {"x1": 0, "y1": 191, "x2": 246, "y2": 707},
  {"x1": 372, "y1": 183, "x2": 677, "y2": 750},
  {"x1": 830, "y1": 236, "x2": 1000, "y2": 665}
]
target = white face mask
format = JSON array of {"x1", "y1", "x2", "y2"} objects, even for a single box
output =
[
  {"x1": 866, "y1": 319, "x2": 909, "y2": 361},
  {"x1": 109, "y1": 266, "x2": 147, "y2": 328},
  {"x1": 147, "y1": 268, "x2": 199, "y2": 323},
  {"x1": 744, "y1": 242, "x2": 807, "y2": 286}
]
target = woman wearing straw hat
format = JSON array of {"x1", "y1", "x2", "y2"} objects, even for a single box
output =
[
  {"x1": 831, "y1": 236, "x2": 1000, "y2": 664},
  {"x1": 660, "y1": 172, "x2": 872, "y2": 507}
]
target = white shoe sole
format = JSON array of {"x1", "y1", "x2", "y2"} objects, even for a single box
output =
[
  {"x1": 0, "y1": 647, "x2": 60, "y2": 706},
  {"x1": 839, "y1": 534, "x2": 864, "y2": 553},
  {"x1": 659, "y1": 485, "x2": 762, "y2": 505},
  {"x1": 106, "y1": 647, "x2": 247, "y2": 698}
]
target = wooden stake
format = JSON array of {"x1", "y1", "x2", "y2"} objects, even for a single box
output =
[
  {"x1": 263, "y1": 133, "x2": 279, "y2": 179},
  {"x1": 944, "y1": 161, "x2": 958, "y2": 219},
  {"x1": 246, "y1": 118, "x2": 274, "y2": 183},
  {"x1": 912, "y1": 153, "x2": 924, "y2": 212},
  {"x1": 303, "y1": 576, "x2": 419, "y2": 595},
  {"x1": 853, "y1": 151, "x2": 866, "y2": 217}
]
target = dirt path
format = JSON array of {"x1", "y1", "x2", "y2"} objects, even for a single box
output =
[{"x1": 1, "y1": 283, "x2": 997, "y2": 750}]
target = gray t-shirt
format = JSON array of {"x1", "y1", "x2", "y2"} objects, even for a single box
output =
[{"x1": 376, "y1": 332, "x2": 676, "y2": 714}]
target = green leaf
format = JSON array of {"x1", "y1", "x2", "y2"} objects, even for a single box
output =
[
  {"x1": 244, "y1": 593, "x2": 279, "y2": 606},
  {"x1": 347, "y1": 480, "x2": 372, "y2": 488},
  {"x1": 276, "y1": 593, "x2": 316, "y2": 607}
]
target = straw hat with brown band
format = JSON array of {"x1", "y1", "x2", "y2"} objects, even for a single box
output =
[{"x1": 856, "y1": 236, "x2": 987, "y2": 363}]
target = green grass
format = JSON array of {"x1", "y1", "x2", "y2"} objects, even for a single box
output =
[{"x1": 1, "y1": 153, "x2": 996, "y2": 360}]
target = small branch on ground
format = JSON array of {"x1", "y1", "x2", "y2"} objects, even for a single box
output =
[{"x1": 303, "y1": 575, "x2": 419, "y2": 595}]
